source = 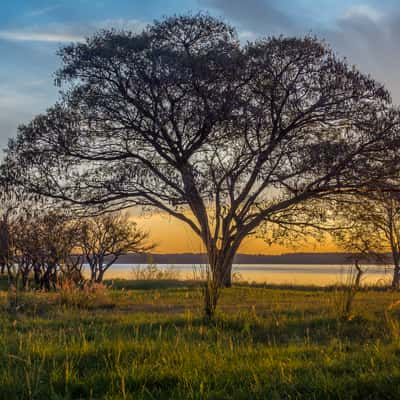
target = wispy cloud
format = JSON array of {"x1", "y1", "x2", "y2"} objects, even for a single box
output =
[
  {"x1": 342, "y1": 4, "x2": 384, "y2": 22},
  {"x1": 94, "y1": 18, "x2": 148, "y2": 32},
  {"x1": 27, "y1": 4, "x2": 63, "y2": 17},
  {"x1": 200, "y1": 0, "x2": 301, "y2": 35},
  {"x1": 0, "y1": 30, "x2": 84, "y2": 43},
  {"x1": 0, "y1": 18, "x2": 148, "y2": 43}
]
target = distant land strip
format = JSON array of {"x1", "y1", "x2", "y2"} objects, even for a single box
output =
[{"x1": 89, "y1": 253, "x2": 391, "y2": 265}]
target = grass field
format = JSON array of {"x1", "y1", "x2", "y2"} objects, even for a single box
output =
[{"x1": 1, "y1": 278, "x2": 400, "y2": 399}]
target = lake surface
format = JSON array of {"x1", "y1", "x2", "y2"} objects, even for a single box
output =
[{"x1": 97, "y1": 263, "x2": 395, "y2": 286}]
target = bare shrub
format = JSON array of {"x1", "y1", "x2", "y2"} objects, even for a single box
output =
[
  {"x1": 131, "y1": 263, "x2": 179, "y2": 281},
  {"x1": 57, "y1": 280, "x2": 114, "y2": 309}
]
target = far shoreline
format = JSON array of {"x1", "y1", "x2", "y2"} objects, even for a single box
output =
[{"x1": 94, "y1": 252, "x2": 391, "y2": 265}]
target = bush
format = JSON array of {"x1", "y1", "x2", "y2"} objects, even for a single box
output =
[{"x1": 57, "y1": 280, "x2": 114, "y2": 309}]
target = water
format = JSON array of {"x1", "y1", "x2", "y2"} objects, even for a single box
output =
[{"x1": 96, "y1": 263, "x2": 394, "y2": 286}]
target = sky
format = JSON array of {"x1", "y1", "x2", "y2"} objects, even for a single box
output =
[{"x1": 0, "y1": 0, "x2": 399, "y2": 253}]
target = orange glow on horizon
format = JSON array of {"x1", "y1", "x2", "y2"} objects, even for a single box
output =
[{"x1": 133, "y1": 211, "x2": 338, "y2": 255}]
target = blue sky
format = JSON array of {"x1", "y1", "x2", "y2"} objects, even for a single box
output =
[{"x1": 0, "y1": 0, "x2": 399, "y2": 148}]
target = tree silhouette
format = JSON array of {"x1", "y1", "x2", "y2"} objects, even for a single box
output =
[
  {"x1": 79, "y1": 212, "x2": 152, "y2": 283},
  {"x1": 332, "y1": 192, "x2": 400, "y2": 289},
  {"x1": 4, "y1": 15, "x2": 400, "y2": 316}
]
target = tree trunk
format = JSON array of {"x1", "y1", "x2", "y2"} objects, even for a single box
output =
[
  {"x1": 354, "y1": 260, "x2": 363, "y2": 289},
  {"x1": 88, "y1": 258, "x2": 98, "y2": 283},
  {"x1": 392, "y1": 264, "x2": 400, "y2": 289},
  {"x1": 203, "y1": 280, "x2": 219, "y2": 319},
  {"x1": 41, "y1": 265, "x2": 56, "y2": 291},
  {"x1": 96, "y1": 269, "x2": 105, "y2": 283},
  {"x1": 391, "y1": 248, "x2": 400, "y2": 289},
  {"x1": 217, "y1": 249, "x2": 236, "y2": 289},
  {"x1": 221, "y1": 261, "x2": 233, "y2": 288},
  {"x1": 34, "y1": 265, "x2": 41, "y2": 286},
  {"x1": 202, "y1": 251, "x2": 235, "y2": 318},
  {"x1": 41, "y1": 269, "x2": 51, "y2": 291},
  {"x1": 201, "y1": 234, "x2": 243, "y2": 317},
  {"x1": 389, "y1": 234, "x2": 400, "y2": 289},
  {"x1": 6, "y1": 264, "x2": 13, "y2": 285},
  {"x1": 22, "y1": 272, "x2": 29, "y2": 290},
  {"x1": 90, "y1": 267, "x2": 96, "y2": 283}
]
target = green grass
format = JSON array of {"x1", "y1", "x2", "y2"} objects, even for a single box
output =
[{"x1": 1, "y1": 279, "x2": 400, "y2": 399}]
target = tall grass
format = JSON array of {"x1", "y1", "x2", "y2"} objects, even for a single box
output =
[
  {"x1": 0, "y1": 283, "x2": 399, "y2": 399},
  {"x1": 331, "y1": 265, "x2": 364, "y2": 321}
]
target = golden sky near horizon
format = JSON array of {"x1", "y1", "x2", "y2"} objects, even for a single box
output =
[{"x1": 133, "y1": 212, "x2": 338, "y2": 255}]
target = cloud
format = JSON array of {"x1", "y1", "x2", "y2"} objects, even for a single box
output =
[
  {"x1": 199, "y1": 0, "x2": 400, "y2": 104},
  {"x1": 323, "y1": 7, "x2": 400, "y2": 103},
  {"x1": 27, "y1": 5, "x2": 63, "y2": 17},
  {"x1": 0, "y1": 17, "x2": 149, "y2": 145},
  {"x1": 0, "y1": 30, "x2": 84, "y2": 43},
  {"x1": 342, "y1": 4, "x2": 384, "y2": 22},
  {"x1": 93, "y1": 18, "x2": 148, "y2": 32},
  {"x1": 199, "y1": 0, "x2": 297, "y2": 35},
  {"x1": 0, "y1": 19, "x2": 148, "y2": 43}
]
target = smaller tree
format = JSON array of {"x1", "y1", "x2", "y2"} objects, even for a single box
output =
[
  {"x1": 38, "y1": 213, "x2": 81, "y2": 289},
  {"x1": 11, "y1": 211, "x2": 82, "y2": 290},
  {"x1": 329, "y1": 196, "x2": 394, "y2": 319},
  {"x1": 10, "y1": 216, "x2": 38, "y2": 288},
  {"x1": 79, "y1": 213, "x2": 152, "y2": 283},
  {"x1": 0, "y1": 188, "x2": 25, "y2": 278},
  {"x1": 331, "y1": 192, "x2": 396, "y2": 287}
]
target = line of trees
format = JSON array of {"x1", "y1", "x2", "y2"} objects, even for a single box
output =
[
  {"x1": 0, "y1": 208, "x2": 151, "y2": 289},
  {"x1": 2, "y1": 14, "x2": 400, "y2": 317}
]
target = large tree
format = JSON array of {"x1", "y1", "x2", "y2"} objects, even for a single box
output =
[{"x1": 3, "y1": 15, "x2": 400, "y2": 314}]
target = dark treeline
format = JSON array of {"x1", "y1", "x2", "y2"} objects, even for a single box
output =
[{"x1": 103, "y1": 252, "x2": 392, "y2": 265}]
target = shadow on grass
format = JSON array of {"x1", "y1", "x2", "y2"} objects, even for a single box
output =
[
  {"x1": 105, "y1": 279, "x2": 203, "y2": 291},
  {"x1": 12, "y1": 311, "x2": 380, "y2": 347},
  {"x1": 235, "y1": 281, "x2": 396, "y2": 293}
]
